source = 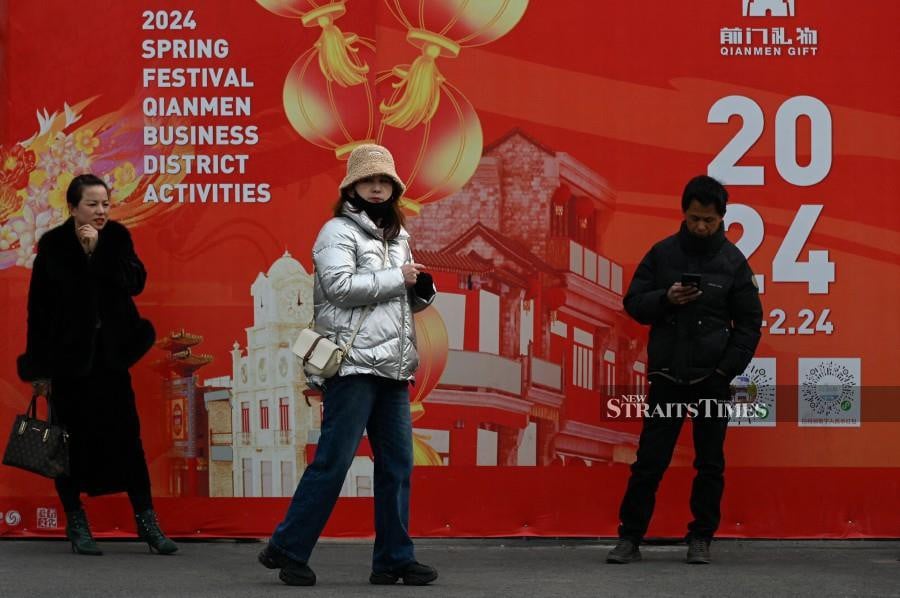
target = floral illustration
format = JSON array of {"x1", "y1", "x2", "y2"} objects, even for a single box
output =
[{"x1": 0, "y1": 98, "x2": 189, "y2": 270}]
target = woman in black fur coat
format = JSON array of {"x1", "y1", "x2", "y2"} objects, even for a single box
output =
[{"x1": 17, "y1": 174, "x2": 176, "y2": 556}]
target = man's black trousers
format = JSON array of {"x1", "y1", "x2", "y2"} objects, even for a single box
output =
[{"x1": 617, "y1": 376, "x2": 730, "y2": 543}]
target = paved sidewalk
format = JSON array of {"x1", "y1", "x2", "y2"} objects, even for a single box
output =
[{"x1": 0, "y1": 538, "x2": 896, "y2": 597}]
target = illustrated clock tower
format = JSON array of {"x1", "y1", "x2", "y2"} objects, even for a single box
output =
[{"x1": 229, "y1": 251, "x2": 320, "y2": 497}]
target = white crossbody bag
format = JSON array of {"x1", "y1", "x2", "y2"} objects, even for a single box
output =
[{"x1": 292, "y1": 239, "x2": 389, "y2": 378}]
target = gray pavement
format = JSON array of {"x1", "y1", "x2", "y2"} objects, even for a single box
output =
[{"x1": 0, "y1": 538, "x2": 897, "y2": 597}]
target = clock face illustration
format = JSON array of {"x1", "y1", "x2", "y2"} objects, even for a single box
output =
[
  {"x1": 258, "y1": 357, "x2": 267, "y2": 383},
  {"x1": 279, "y1": 355, "x2": 289, "y2": 379},
  {"x1": 280, "y1": 288, "x2": 301, "y2": 320}
]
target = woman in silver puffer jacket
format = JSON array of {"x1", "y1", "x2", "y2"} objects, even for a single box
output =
[
  {"x1": 307, "y1": 197, "x2": 433, "y2": 386},
  {"x1": 259, "y1": 144, "x2": 439, "y2": 588}
]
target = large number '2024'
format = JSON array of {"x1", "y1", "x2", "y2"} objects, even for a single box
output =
[{"x1": 707, "y1": 95, "x2": 834, "y2": 294}]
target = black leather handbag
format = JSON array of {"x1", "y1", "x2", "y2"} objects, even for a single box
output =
[{"x1": 2, "y1": 391, "x2": 70, "y2": 479}]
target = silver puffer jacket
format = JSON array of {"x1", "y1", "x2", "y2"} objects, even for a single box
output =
[{"x1": 309, "y1": 206, "x2": 434, "y2": 385}]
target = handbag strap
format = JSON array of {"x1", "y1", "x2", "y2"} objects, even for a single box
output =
[
  {"x1": 301, "y1": 334, "x2": 328, "y2": 363},
  {"x1": 25, "y1": 389, "x2": 52, "y2": 421},
  {"x1": 404, "y1": 238, "x2": 413, "y2": 265},
  {"x1": 26, "y1": 393, "x2": 38, "y2": 419}
]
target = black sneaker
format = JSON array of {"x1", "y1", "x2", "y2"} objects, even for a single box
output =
[
  {"x1": 279, "y1": 561, "x2": 317, "y2": 586},
  {"x1": 686, "y1": 537, "x2": 711, "y2": 564},
  {"x1": 257, "y1": 544, "x2": 291, "y2": 569},
  {"x1": 370, "y1": 561, "x2": 438, "y2": 585},
  {"x1": 606, "y1": 539, "x2": 642, "y2": 564}
]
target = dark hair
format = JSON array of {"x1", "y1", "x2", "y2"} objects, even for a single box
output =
[
  {"x1": 681, "y1": 175, "x2": 728, "y2": 216},
  {"x1": 333, "y1": 180, "x2": 406, "y2": 241},
  {"x1": 66, "y1": 173, "x2": 110, "y2": 207}
]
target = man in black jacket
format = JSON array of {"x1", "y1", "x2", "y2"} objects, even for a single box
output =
[{"x1": 607, "y1": 175, "x2": 762, "y2": 565}]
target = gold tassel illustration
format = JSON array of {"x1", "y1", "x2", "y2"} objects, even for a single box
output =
[
  {"x1": 413, "y1": 433, "x2": 444, "y2": 466},
  {"x1": 313, "y1": 25, "x2": 368, "y2": 87},
  {"x1": 380, "y1": 30, "x2": 460, "y2": 130},
  {"x1": 301, "y1": 3, "x2": 368, "y2": 87},
  {"x1": 410, "y1": 399, "x2": 444, "y2": 466}
]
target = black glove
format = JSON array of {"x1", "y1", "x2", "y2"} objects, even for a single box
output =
[{"x1": 413, "y1": 271, "x2": 436, "y2": 301}]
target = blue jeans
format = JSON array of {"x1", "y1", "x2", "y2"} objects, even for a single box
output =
[{"x1": 269, "y1": 374, "x2": 415, "y2": 572}]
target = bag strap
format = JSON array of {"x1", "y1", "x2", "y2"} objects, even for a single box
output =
[
  {"x1": 403, "y1": 238, "x2": 413, "y2": 265},
  {"x1": 25, "y1": 389, "x2": 52, "y2": 422},
  {"x1": 301, "y1": 335, "x2": 328, "y2": 363},
  {"x1": 26, "y1": 393, "x2": 38, "y2": 419}
]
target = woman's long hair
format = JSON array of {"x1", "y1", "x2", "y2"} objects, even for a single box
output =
[{"x1": 333, "y1": 181, "x2": 405, "y2": 241}]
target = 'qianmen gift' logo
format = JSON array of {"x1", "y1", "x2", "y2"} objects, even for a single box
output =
[
  {"x1": 743, "y1": 0, "x2": 795, "y2": 18},
  {"x1": 721, "y1": 0, "x2": 818, "y2": 57}
]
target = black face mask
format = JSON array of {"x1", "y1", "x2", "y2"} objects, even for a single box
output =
[
  {"x1": 679, "y1": 221, "x2": 726, "y2": 255},
  {"x1": 349, "y1": 195, "x2": 395, "y2": 222}
]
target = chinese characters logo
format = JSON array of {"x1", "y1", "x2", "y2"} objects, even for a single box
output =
[{"x1": 722, "y1": 0, "x2": 818, "y2": 57}]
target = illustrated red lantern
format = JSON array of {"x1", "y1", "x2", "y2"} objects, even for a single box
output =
[
  {"x1": 283, "y1": 37, "x2": 377, "y2": 158},
  {"x1": 258, "y1": 1, "x2": 378, "y2": 158},
  {"x1": 410, "y1": 307, "x2": 449, "y2": 465},
  {"x1": 411, "y1": 307, "x2": 448, "y2": 407},
  {"x1": 376, "y1": 67, "x2": 483, "y2": 213},
  {"x1": 381, "y1": 0, "x2": 529, "y2": 129}
]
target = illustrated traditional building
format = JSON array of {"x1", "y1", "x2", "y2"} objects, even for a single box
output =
[
  {"x1": 154, "y1": 330, "x2": 214, "y2": 497},
  {"x1": 207, "y1": 251, "x2": 380, "y2": 498},
  {"x1": 406, "y1": 129, "x2": 663, "y2": 467},
  {"x1": 226, "y1": 251, "x2": 315, "y2": 497},
  {"x1": 204, "y1": 376, "x2": 234, "y2": 497}
]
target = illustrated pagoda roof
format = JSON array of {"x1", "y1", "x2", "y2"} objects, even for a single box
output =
[
  {"x1": 415, "y1": 249, "x2": 494, "y2": 274},
  {"x1": 157, "y1": 329, "x2": 204, "y2": 352},
  {"x1": 440, "y1": 223, "x2": 557, "y2": 274},
  {"x1": 152, "y1": 348, "x2": 214, "y2": 376}
]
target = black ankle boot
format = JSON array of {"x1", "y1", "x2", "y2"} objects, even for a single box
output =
[
  {"x1": 65, "y1": 509, "x2": 102, "y2": 556},
  {"x1": 134, "y1": 509, "x2": 178, "y2": 555}
]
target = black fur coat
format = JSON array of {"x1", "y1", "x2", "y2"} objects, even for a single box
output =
[
  {"x1": 18, "y1": 218, "x2": 155, "y2": 381},
  {"x1": 17, "y1": 218, "x2": 156, "y2": 496}
]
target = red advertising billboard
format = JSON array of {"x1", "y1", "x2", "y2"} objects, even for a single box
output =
[{"x1": 1, "y1": 0, "x2": 898, "y2": 538}]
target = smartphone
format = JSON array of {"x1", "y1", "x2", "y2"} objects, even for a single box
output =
[{"x1": 681, "y1": 273, "x2": 702, "y2": 288}]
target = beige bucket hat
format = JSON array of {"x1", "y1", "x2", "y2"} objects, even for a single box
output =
[{"x1": 339, "y1": 143, "x2": 406, "y2": 194}]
